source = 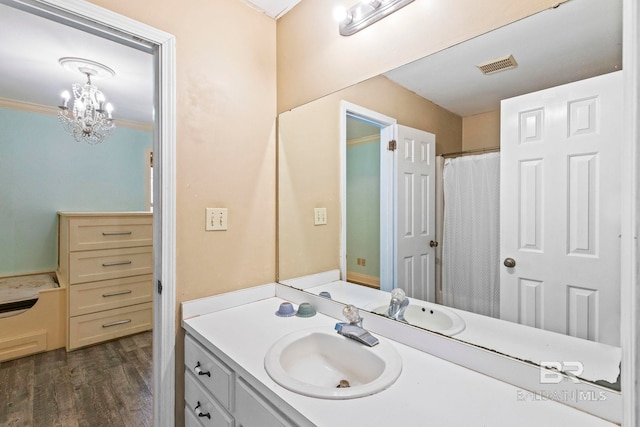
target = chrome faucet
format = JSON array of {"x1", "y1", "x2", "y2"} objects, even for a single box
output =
[
  {"x1": 335, "y1": 304, "x2": 379, "y2": 347},
  {"x1": 386, "y1": 288, "x2": 409, "y2": 322}
]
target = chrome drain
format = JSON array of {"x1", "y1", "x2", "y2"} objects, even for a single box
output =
[{"x1": 336, "y1": 379, "x2": 351, "y2": 388}]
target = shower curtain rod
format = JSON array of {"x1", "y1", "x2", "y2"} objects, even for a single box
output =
[{"x1": 440, "y1": 146, "x2": 500, "y2": 158}]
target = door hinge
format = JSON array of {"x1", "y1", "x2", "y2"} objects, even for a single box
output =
[
  {"x1": 157, "y1": 280, "x2": 163, "y2": 295},
  {"x1": 387, "y1": 139, "x2": 397, "y2": 151}
]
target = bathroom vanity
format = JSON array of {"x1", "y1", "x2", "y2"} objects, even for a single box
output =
[{"x1": 182, "y1": 283, "x2": 618, "y2": 426}]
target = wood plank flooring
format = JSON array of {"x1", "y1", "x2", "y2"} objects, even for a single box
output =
[{"x1": 0, "y1": 332, "x2": 152, "y2": 427}]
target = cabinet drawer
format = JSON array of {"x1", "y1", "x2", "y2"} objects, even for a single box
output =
[
  {"x1": 68, "y1": 216, "x2": 152, "y2": 251},
  {"x1": 69, "y1": 275, "x2": 153, "y2": 316},
  {"x1": 185, "y1": 404, "x2": 205, "y2": 427},
  {"x1": 68, "y1": 302, "x2": 152, "y2": 349},
  {"x1": 185, "y1": 335, "x2": 233, "y2": 410},
  {"x1": 185, "y1": 372, "x2": 234, "y2": 427},
  {"x1": 69, "y1": 247, "x2": 153, "y2": 284}
]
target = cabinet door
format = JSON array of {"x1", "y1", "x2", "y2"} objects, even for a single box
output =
[{"x1": 235, "y1": 378, "x2": 293, "y2": 427}]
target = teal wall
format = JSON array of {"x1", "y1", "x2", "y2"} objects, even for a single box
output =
[
  {"x1": 346, "y1": 140, "x2": 380, "y2": 279},
  {"x1": 0, "y1": 107, "x2": 152, "y2": 276}
]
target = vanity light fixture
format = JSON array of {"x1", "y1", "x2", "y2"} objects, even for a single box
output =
[
  {"x1": 335, "y1": 0, "x2": 415, "y2": 36},
  {"x1": 57, "y1": 57, "x2": 116, "y2": 145}
]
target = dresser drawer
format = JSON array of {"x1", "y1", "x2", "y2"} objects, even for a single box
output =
[
  {"x1": 185, "y1": 335, "x2": 233, "y2": 410},
  {"x1": 69, "y1": 275, "x2": 153, "y2": 316},
  {"x1": 69, "y1": 246, "x2": 153, "y2": 284},
  {"x1": 68, "y1": 302, "x2": 152, "y2": 349},
  {"x1": 185, "y1": 372, "x2": 234, "y2": 427},
  {"x1": 67, "y1": 216, "x2": 153, "y2": 251}
]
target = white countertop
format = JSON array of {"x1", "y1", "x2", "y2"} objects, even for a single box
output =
[{"x1": 183, "y1": 296, "x2": 616, "y2": 427}]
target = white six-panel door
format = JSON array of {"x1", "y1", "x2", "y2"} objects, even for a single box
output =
[
  {"x1": 500, "y1": 71, "x2": 622, "y2": 346},
  {"x1": 396, "y1": 125, "x2": 436, "y2": 302}
]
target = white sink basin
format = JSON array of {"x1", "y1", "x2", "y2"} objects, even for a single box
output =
[
  {"x1": 369, "y1": 302, "x2": 465, "y2": 336},
  {"x1": 264, "y1": 328, "x2": 402, "y2": 399}
]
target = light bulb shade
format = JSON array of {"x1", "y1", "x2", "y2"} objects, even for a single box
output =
[{"x1": 333, "y1": 6, "x2": 352, "y2": 23}]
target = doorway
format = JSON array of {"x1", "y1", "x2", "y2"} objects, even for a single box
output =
[
  {"x1": 340, "y1": 101, "x2": 437, "y2": 299},
  {"x1": 340, "y1": 102, "x2": 396, "y2": 291},
  {"x1": 0, "y1": 0, "x2": 176, "y2": 424}
]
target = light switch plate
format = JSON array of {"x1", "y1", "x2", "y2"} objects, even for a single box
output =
[
  {"x1": 206, "y1": 208, "x2": 228, "y2": 231},
  {"x1": 314, "y1": 208, "x2": 327, "y2": 225}
]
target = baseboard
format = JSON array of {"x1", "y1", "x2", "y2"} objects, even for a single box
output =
[{"x1": 346, "y1": 272, "x2": 380, "y2": 289}]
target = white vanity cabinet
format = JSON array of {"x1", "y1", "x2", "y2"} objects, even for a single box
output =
[{"x1": 184, "y1": 333, "x2": 304, "y2": 427}]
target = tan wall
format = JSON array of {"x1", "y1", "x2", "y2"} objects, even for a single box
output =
[
  {"x1": 88, "y1": 0, "x2": 276, "y2": 424},
  {"x1": 278, "y1": 75, "x2": 461, "y2": 280},
  {"x1": 462, "y1": 110, "x2": 501, "y2": 152},
  {"x1": 277, "y1": 0, "x2": 568, "y2": 112}
]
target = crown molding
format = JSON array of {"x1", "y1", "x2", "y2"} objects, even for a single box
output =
[
  {"x1": 347, "y1": 134, "x2": 379, "y2": 146},
  {"x1": 0, "y1": 96, "x2": 153, "y2": 132}
]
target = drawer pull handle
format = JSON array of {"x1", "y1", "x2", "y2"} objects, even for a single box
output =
[
  {"x1": 102, "y1": 319, "x2": 132, "y2": 328},
  {"x1": 102, "y1": 290, "x2": 133, "y2": 298},
  {"x1": 194, "y1": 401, "x2": 211, "y2": 419},
  {"x1": 102, "y1": 231, "x2": 133, "y2": 236},
  {"x1": 194, "y1": 362, "x2": 211, "y2": 377},
  {"x1": 102, "y1": 260, "x2": 133, "y2": 267}
]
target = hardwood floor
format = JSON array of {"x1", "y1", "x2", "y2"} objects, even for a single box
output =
[{"x1": 0, "y1": 332, "x2": 152, "y2": 427}]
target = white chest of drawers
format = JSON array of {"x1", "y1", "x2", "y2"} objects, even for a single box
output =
[{"x1": 58, "y1": 212, "x2": 153, "y2": 350}]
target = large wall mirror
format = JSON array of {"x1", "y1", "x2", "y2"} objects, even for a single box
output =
[{"x1": 278, "y1": 0, "x2": 623, "y2": 390}]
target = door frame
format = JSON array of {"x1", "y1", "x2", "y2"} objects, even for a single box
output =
[
  {"x1": 339, "y1": 101, "x2": 396, "y2": 291},
  {"x1": 621, "y1": 0, "x2": 638, "y2": 424},
  {"x1": 2, "y1": 0, "x2": 177, "y2": 424}
]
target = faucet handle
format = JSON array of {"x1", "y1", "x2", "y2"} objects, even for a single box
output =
[
  {"x1": 391, "y1": 288, "x2": 406, "y2": 302},
  {"x1": 343, "y1": 304, "x2": 361, "y2": 324}
]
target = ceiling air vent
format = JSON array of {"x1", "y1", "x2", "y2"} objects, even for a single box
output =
[{"x1": 476, "y1": 54, "x2": 518, "y2": 75}]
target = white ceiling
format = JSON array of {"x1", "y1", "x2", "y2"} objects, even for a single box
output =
[
  {"x1": 241, "y1": 0, "x2": 303, "y2": 19},
  {"x1": 0, "y1": 0, "x2": 622, "y2": 125},
  {"x1": 384, "y1": 0, "x2": 622, "y2": 117},
  {"x1": 0, "y1": 3, "x2": 154, "y2": 124}
]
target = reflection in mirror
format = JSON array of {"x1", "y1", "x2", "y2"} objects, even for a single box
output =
[
  {"x1": 345, "y1": 116, "x2": 381, "y2": 289},
  {"x1": 277, "y1": 0, "x2": 623, "y2": 389}
]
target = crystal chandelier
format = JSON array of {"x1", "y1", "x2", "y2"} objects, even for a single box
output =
[{"x1": 57, "y1": 57, "x2": 116, "y2": 145}]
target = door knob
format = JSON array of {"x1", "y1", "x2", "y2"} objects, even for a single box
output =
[
  {"x1": 430, "y1": 240, "x2": 439, "y2": 248},
  {"x1": 503, "y1": 257, "x2": 516, "y2": 268}
]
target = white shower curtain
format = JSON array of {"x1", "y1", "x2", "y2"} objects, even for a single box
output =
[{"x1": 442, "y1": 152, "x2": 500, "y2": 318}]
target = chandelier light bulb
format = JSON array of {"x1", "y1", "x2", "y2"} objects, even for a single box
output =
[
  {"x1": 60, "y1": 90, "x2": 70, "y2": 108},
  {"x1": 105, "y1": 103, "x2": 114, "y2": 119},
  {"x1": 96, "y1": 92, "x2": 106, "y2": 110}
]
